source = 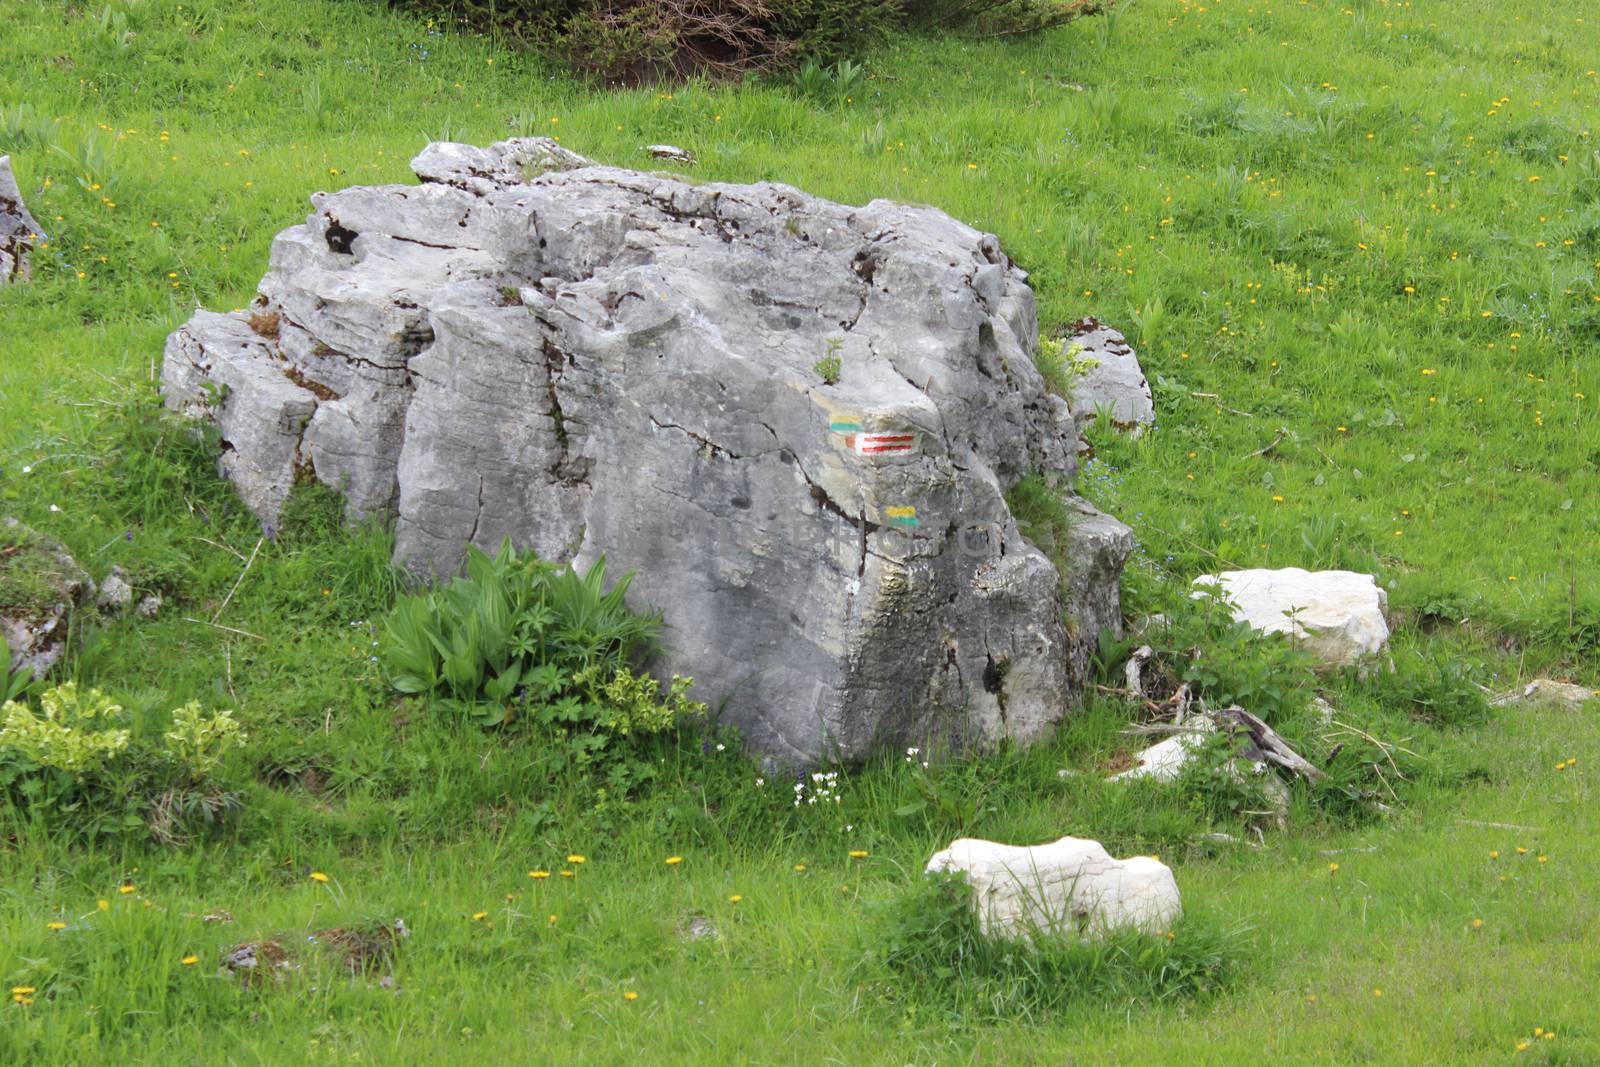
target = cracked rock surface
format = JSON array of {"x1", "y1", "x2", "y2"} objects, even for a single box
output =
[
  {"x1": 1, "y1": 156, "x2": 42, "y2": 284},
  {"x1": 162, "y1": 138, "x2": 1131, "y2": 763}
]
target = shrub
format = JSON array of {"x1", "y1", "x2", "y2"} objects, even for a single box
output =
[
  {"x1": 1166, "y1": 584, "x2": 1318, "y2": 726},
  {"x1": 389, "y1": 0, "x2": 1099, "y2": 82}
]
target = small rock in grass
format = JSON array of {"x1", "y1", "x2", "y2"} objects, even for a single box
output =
[
  {"x1": 1108, "y1": 730, "x2": 1211, "y2": 783},
  {"x1": 96, "y1": 566, "x2": 134, "y2": 612},
  {"x1": 136, "y1": 594, "x2": 163, "y2": 620},
  {"x1": 1193, "y1": 567, "x2": 1390, "y2": 670},
  {"x1": 925, "y1": 835, "x2": 1181, "y2": 942},
  {"x1": 1491, "y1": 679, "x2": 1597, "y2": 712},
  {"x1": 644, "y1": 144, "x2": 696, "y2": 165},
  {"x1": 2, "y1": 517, "x2": 95, "y2": 677}
]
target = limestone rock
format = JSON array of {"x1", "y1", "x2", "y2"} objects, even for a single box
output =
[
  {"x1": 1, "y1": 518, "x2": 94, "y2": 677},
  {"x1": 96, "y1": 566, "x2": 134, "y2": 612},
  {"x1": 644, "y1": 144, "x2": 696, "y2": 166},
  {"x1": 1063, "y1": 318, "x2": 1153, "y2": 435},
  {"x1": 1, "y1": 156, "x2": 42, "y2": 284},
  {"x1": 1193, "y1": 567, "x2": 1389, "y2": 670},
  {"x1": 1109, "y1": 730, "x2": 1210, "y2": 783},
  {"x1": 161, "y1": 137, "x2": 1132, "y2": 764},
  {"x1": 1492, "y1": 679, "x2": 1598, "y2": 712},
  {"x1": 926, "y1": 835, "x2": 1181, "y2": 940}
]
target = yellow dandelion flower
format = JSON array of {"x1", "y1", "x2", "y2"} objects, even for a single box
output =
[
  {"x1": 793, "y1": 864, "x2": 807, "y2": 873},
  {"x1": 529, "y1": 870, "x2": 550, "y2": 880},
  {"x1": 181, "y1": 954, "x2": 199, "y2": 966},
  {"x1": 119, "y1": 884, "x2": 136, "y2": 894},
  {"x1": 1517, "y1": 1041, "x2": 1531, "y2": 1051},
  {"x1": 665, "y1": 856, "x2": 683, "y2": 866},
  {"x1": 848, "y1": 850, "x2": 869, "y2": 859},
  {"x1": 728, "y1": 895, "x2": 743, "y2": 904},
  {"x1": 1472, "y1": 918, "x2": 1484, "y2": 929},
  {"x1": 1516, "y1": 847, "x2": 1528, "y2": 855},
  {"x1": 309, "y1": 871, "x2": 329, "y2": 883},
  {"x1": 567, "y1": 854, "x2": 586, "y2": 865},
  {"x1": 1537, "y1": 855, "x2": 1547, "y2": 864},
  {"x1": 560, "y1": 869, "x2": 574, "y2": 878},
  {"x1": 1372, "y1": 988, "x2": 1382, "y2": 998},
  {"x1": 623, "y1": 990, "x2": 639, "y2": 1001},
  {"x1": 471, "y1": 911, "x2": 488, "y2": 921},
  {"x1": 1490, "y1": 850, "x2": 1499, "y2": 859},
  {"x1": 1328, "y1": 863, "x2": 1340, "y2": 874},
  {"x1": 47, "y1": 922, "x2": 66, "y2": 931},
  {"x1": 11, "y1": 987, "x2": 36, "y2": 996},
  {"x1": 547, "y1": 914, "x2": 558, "y2": 925}
]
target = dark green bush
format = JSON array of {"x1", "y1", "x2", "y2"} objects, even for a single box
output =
[{"x1": 389, "y1": 0, "x2": 1100, "y2": 82}]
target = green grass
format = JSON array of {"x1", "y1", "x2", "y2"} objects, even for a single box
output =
[{"x1": 2, "y1": 0, "x2": 1599, "y2": 1062}]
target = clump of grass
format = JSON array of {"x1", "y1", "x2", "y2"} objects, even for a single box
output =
[
  {"x1": 0, "y1": 522, "x2": 78, "y2": 616},
  {"x1": 869, "y1": 872, "x2": 1246, "y2": 1024},
  {"x1": 1006, "y1": 472, "x2": 1076, "y2": 577}
]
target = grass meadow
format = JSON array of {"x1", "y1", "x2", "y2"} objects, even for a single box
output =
[{"x1": 1, "y1": 0, "x2": 1598, "y2": 1062}]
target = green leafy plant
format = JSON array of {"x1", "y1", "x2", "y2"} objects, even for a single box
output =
[
  {"x1": 382, "y1": 539, "x2": 661, "y2": 722},
  {"x1": 0, "y1": 682, "x2": 131, "y2": 772},
  {"x1": 163, "y1": 703, "x2": 248, "y2": 779},
  {"x1": 791, "y1": 57, "x2": 866, "y2": 106},
  {"x1": 894, "y1": 748, "x2": 994, "y2": 833},
  {"x1": 1171, "y1": 585, "x2": 1317, "y2": 725},
  {"x1": 1, "y1": 637, "x2": 36, "y2": 704},
  {"x1": 0, "y1": 684, "x2": 246, "y2": 841},
  {"x1": 1364, "y1": 645, "x2": 1490, "y2": 727},
  {"x1": 813, "y1": 338, "x2": 844, "y2": 384}
]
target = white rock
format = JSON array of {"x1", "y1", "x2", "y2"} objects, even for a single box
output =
[
  {"x1": 1193, "y1": 567, "x2": 1389, "y2": 669},
  {"x1": 1109, "y1": 730, "x2": 1211, "y2": 782},
  {"x1": 925, "y1": 835, "x2": 1181, "y2": 941}
]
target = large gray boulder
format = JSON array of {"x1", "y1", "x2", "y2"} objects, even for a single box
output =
[
  {"x1": 162, "y1": 138, "x2": 1131, "y2": 763},
  {"x1": 1, "y1": 156, "x2": 42, "y2": 284}
]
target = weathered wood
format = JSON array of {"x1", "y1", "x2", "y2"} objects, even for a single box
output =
[
  {"x1": 1213, "y1": 705, "x2": 1327, "y2": 782},
  {"x1": 1124, "y1": 644, "x2": 1154, "y2": 697}
]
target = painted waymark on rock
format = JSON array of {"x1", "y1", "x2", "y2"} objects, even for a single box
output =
[
  {"x1": 829, "y1": 416, "x2": 918, "y2": 458},
  {"x1": 885, "y1": 505, "x2": 919, "y2": 528},
  {"x1": 853, "y1": 431, "x2": 918, "y2": 457}
]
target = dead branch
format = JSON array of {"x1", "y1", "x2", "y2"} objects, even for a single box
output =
[
  {"x1": 1189, "y1": 391, "x2": 1256, "y2": 418},
  {"x1": 1239, "y1": 425, "x2": 1288, "y2": 460},
  {"x1": 1213, "y1": 705, "x2": 1326, "y2": 781},
  {"x1": 212, "y1": 535, "x2": 265, "y2": 624}
]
